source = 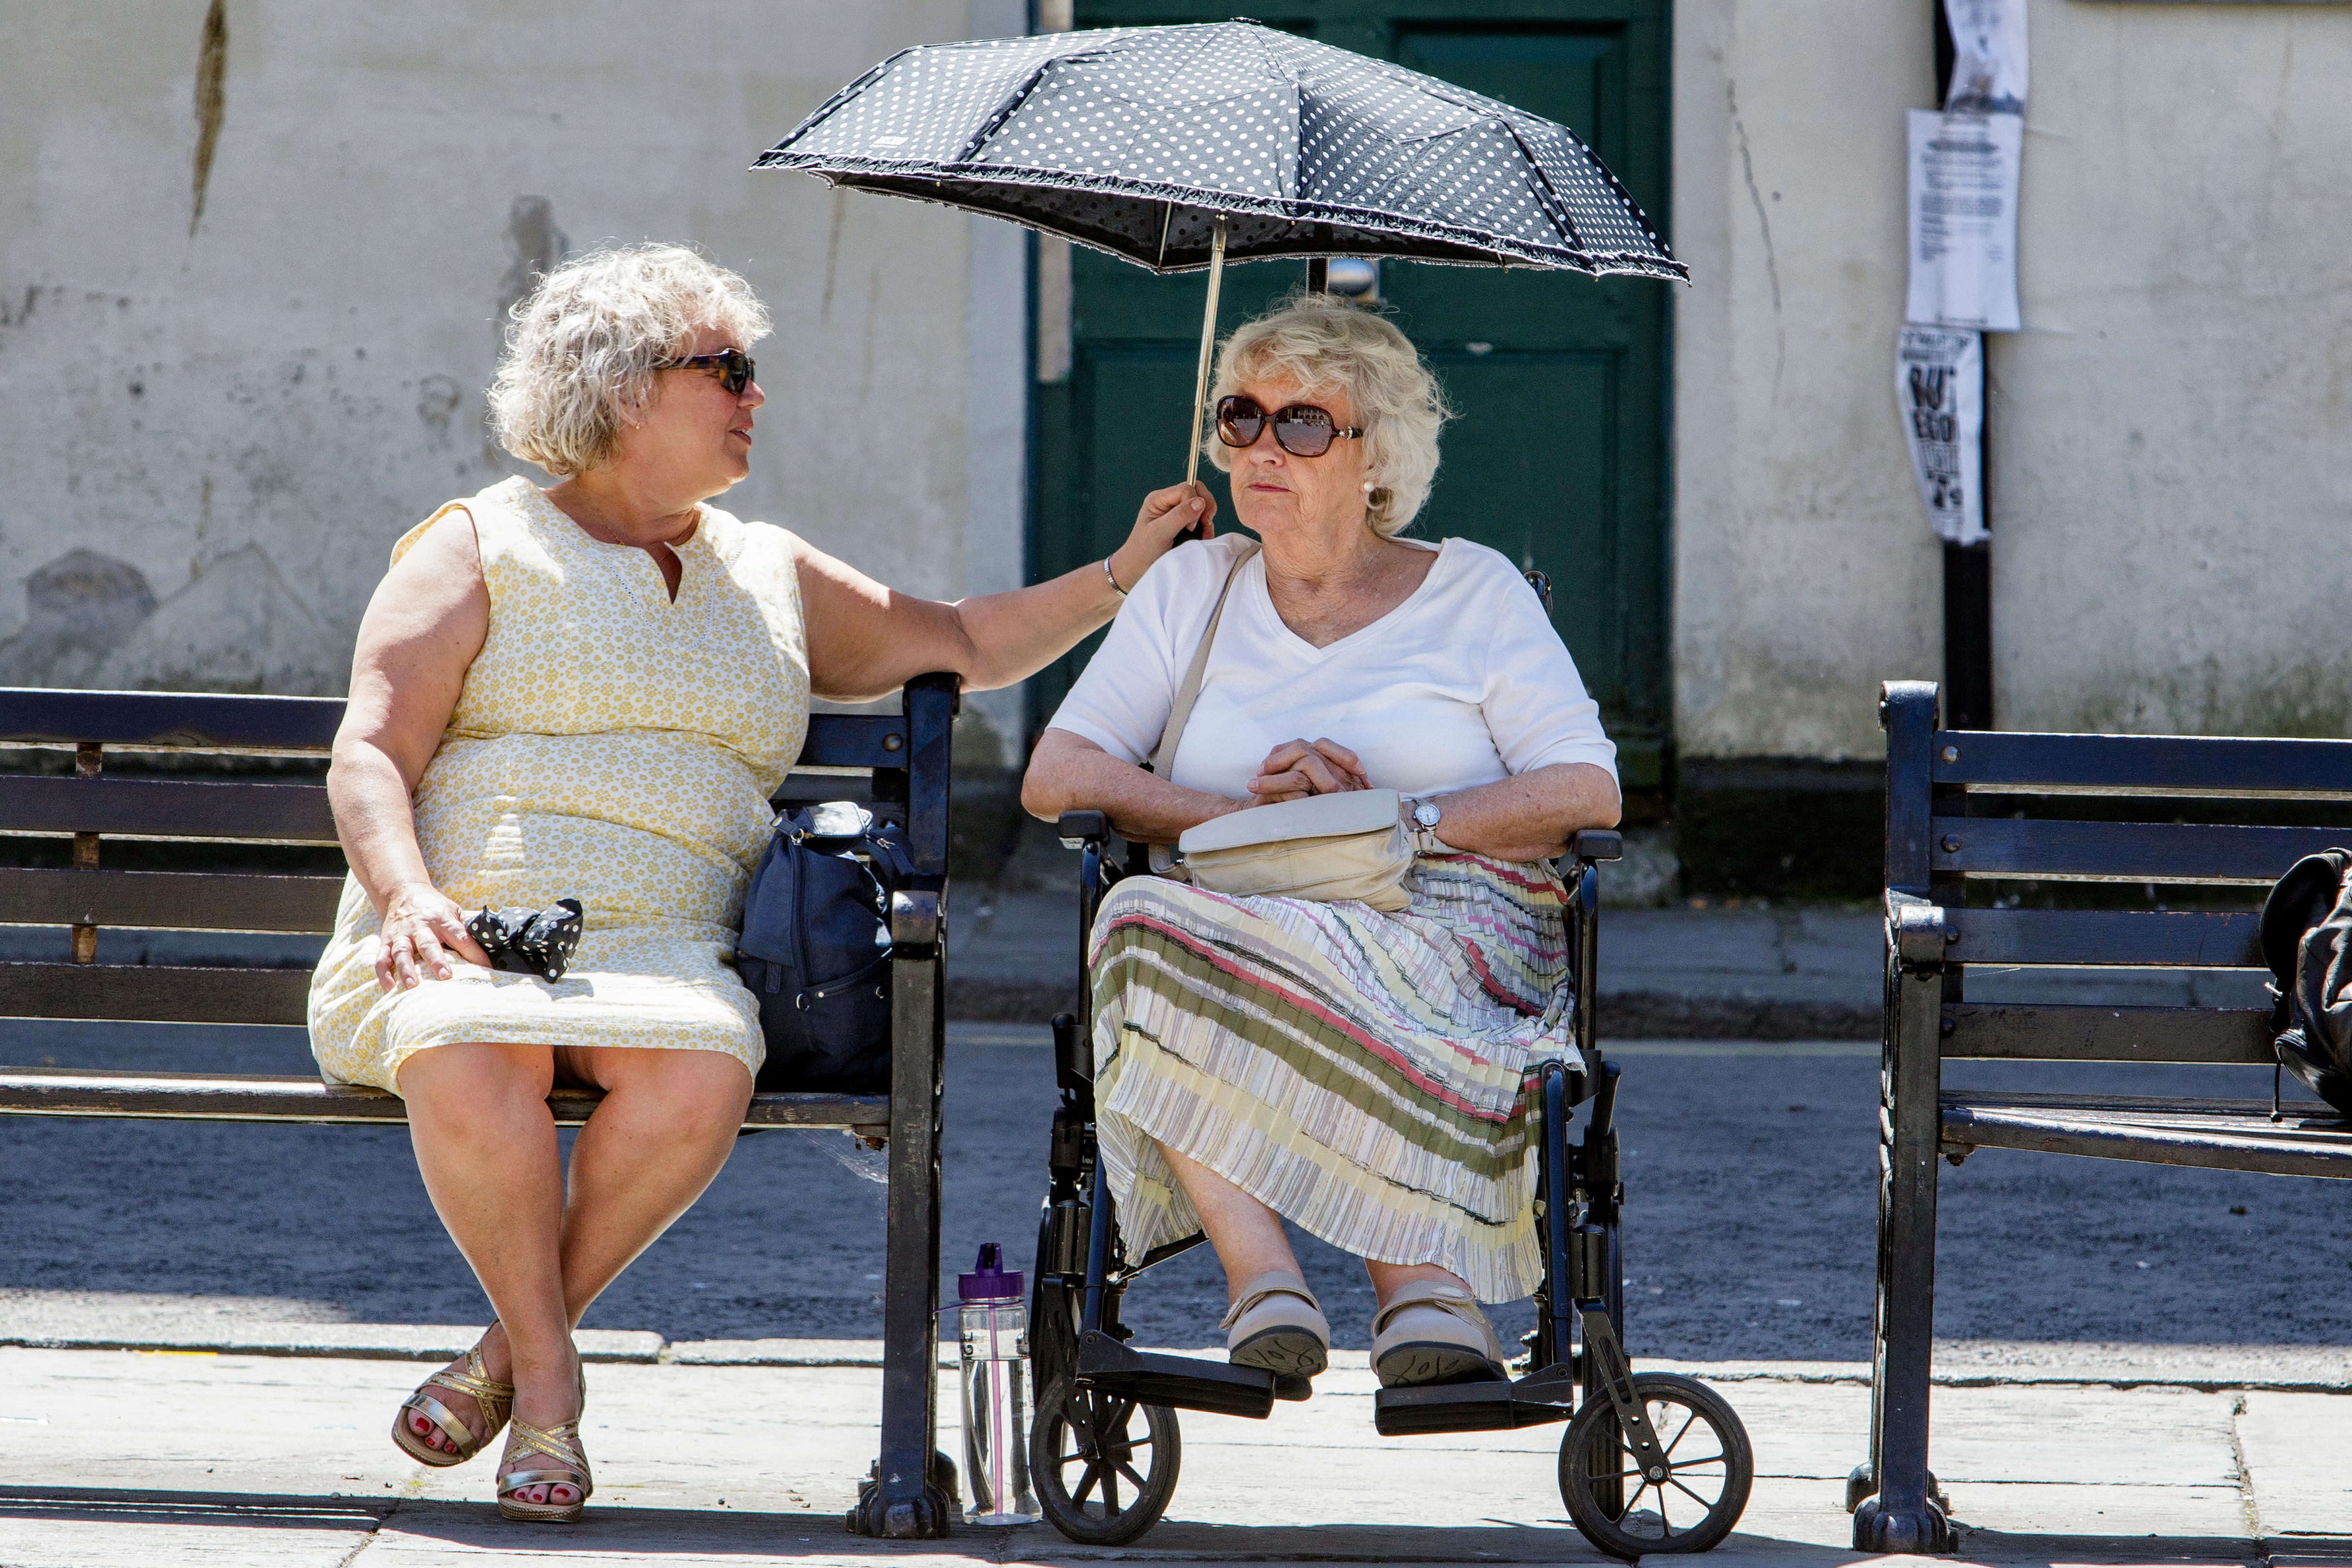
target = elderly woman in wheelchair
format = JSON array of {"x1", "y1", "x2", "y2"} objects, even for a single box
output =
[{"x1": 1022, "y1": 292, "x2": 1622, "y2": 1393}]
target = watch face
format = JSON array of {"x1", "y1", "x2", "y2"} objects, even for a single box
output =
[{"x1": 1414, "y1": 802, "x2": 1441, "y2": 828}]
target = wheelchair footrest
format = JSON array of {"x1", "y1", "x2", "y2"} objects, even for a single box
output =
[
  {"x1": 1075, "y1": 1330, "x2": 1279, "y2": 1419},
  {"x1": 1372, "y1": 1363, "x2": 1580, "y2": 1436}
]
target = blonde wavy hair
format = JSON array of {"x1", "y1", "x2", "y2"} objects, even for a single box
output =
[
  {"x1": 488, "y1": 243, "x2": 772, "y2": 477},
  {"x1": 1205, "y1": 292, "x2": 1452, "y2": 536}
]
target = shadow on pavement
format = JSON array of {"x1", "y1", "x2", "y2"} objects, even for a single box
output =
[
  {"x1": 0, "y1": 1482, "x2": 390, "y2": 1527},
  {"x1": 1940, "y1": 1530, "x2": 2261, "y2": 1566},
  {"x1": 0, "y1": 1483, "x2": 1617, "y2": 1561},
  {"x1": 0, "y1": 1484, "x2": 2287, "y2": 1564}
]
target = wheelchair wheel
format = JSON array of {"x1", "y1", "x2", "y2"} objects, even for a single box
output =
[
  {"x1": 1559, "y1": 1373, "x2": 1752, "y2": 1558},
  {"x1": 1030, "y1": 1372, "x2": 1181, "y2": 1545}
]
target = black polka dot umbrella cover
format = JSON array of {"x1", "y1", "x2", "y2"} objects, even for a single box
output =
[{"x1": 751, "y1": 20, "x2": 1682, "y2": 280}]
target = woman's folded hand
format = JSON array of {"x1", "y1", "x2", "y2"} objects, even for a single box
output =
[
  {"x1": 1246, "y1": 737, "x2": 1370, "y2": 805},
  {"x1": 375, "y1": 882, "x2": 495, "y2": 992}
]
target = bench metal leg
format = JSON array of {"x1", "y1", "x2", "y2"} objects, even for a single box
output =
[
  {"x1": 850, "y1": 949, "x2": 952, "y2": 1539},
  {"x1": 1853, "y1": 952, "x2": 1955, "y2": 1553}
]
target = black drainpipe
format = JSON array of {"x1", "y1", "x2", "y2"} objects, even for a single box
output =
[{"x1": 1935, "y1": 0, "x2": 1995, "y2": 730}]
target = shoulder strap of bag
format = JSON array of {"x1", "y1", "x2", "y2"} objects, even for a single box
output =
[{"x1": 1150, "y1": 540, "x2": 1261, "y2": 779}]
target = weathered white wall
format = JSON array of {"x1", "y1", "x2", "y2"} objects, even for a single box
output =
[
  {"x1": 1995, "y1": 1, "x2": 2352, "y2": 738},
  {"x1": 0, "y1": 0, "x2": 1030, "y2": 748},
  {"x1": 1675, "y1": 0, "x2": 2352, "y2": 759},
  {"x1": 1671, "y1": 0, "x2": 1943, "y2": 762}
]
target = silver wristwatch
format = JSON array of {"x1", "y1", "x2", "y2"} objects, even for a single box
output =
[{"x1": 1411, "y1": 798, "x2": 1443, "y2": 831}]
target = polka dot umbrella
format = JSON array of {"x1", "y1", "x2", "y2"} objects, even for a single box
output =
[{"x1": 754, "y1": 20, "x2": 1684, "y2": 485}]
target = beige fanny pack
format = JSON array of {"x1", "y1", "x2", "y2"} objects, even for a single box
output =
[{"x1": 1149, "y1": 543, "x2": 1419, "y2": 913}]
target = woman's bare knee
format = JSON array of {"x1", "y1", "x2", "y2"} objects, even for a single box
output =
[
  {"x1": 575, "y1": 1048, "x2": 752, "y2": 1135},
  {"x1": 399, "y1": 1042, "x2": 555, "y2": 1113}
]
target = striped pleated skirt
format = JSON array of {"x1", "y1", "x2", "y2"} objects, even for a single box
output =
[{"x1": 1089, "y1": 852, "x2": 1575, "y2": 1303}]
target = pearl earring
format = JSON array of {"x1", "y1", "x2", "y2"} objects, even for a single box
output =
[{"x1": 1362, "y1": 480, "x2": 1376, "y2": 493}]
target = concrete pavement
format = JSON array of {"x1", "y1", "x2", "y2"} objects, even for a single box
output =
[{"x1": 0, "y1": 1342, "x2": 2339, "y2": 1567}]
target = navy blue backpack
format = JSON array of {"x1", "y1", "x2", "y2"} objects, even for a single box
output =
[{"x1": 737, "y1": 803, "x2": 915, "y2": 1093}]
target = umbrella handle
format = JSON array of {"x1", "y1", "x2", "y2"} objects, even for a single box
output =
[{"x1": 1182, "y1": 215, "x2": 1229, "y2": 498}]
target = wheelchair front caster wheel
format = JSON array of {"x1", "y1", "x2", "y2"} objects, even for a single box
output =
[
  {"x1": 1559, "y1": 1373, "x2": 1754, "y2": 1558},
  {"x1": 1030, "y1": 1373, "x2": 1181, "y2": 1545}
]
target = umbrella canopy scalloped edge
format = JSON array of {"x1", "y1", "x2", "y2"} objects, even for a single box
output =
[{"x1": 753, "y1": 152, "x2": 1686, "y2": 281}]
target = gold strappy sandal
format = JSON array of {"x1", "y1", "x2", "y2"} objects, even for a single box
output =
[
  {"x1": 497, "y1": 1413, "x2": 594, "y2": 1523},
  {"x1": 391, "y1": 1338, "x2": 514, "y2": 1468}
]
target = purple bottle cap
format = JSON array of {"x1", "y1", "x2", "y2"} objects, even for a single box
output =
[{"x1": 958, "y1": 1242, "x2": 1023, "y2": 1303}]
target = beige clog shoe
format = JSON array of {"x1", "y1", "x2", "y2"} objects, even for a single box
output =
[
  {"x1": 1220, "y1": 1270, "x2": 1330, "y2": 1379},
  {"x1": 1370, "y1": 1280, "x2": 1509, "y2": 1388}
]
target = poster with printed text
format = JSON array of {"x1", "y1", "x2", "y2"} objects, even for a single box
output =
[
  {"x1": 1906, "y1": 109, "x2": 2023, "y2": 331},
  {"x1": 1897, "y1": 326, "x2": 1986, "y2": 546}
]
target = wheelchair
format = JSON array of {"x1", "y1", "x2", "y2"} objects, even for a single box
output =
[{"x1": 1027, "y1": 812, "x2": 1755, "y2": 1559}]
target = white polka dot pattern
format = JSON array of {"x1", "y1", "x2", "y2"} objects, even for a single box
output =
[
  {"x1": 307, "y1": 477, "x2": 811, "y2": 1091},
  {"x1": 753, "y1": 21, "x2": 1681, "y2": 281}
]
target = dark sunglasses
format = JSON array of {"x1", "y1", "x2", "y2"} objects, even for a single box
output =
[
  {"x1": 1215, "y1": 395, "x2": 1363, "y2": 458},
  {"x1": 656, "y1": 347, "x2": 756, "y2": 396}
]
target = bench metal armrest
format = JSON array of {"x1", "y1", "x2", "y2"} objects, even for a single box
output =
[{"x1": 1886, "y1": 891, "x2": 1950, "y2": 971}]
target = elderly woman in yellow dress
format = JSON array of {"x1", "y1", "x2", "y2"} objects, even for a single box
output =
[
  {"x1": 1023, "y1": 294, "x2": 1621, "y2": 1392},
  {"x1": 307, "y1": 244, "x2": 1201, "y2": 1522}
]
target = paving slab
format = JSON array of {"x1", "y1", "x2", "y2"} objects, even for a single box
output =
[
  {"x1": 0, "y1": 1345, "x2": 2325, "y2": 1568},
  {"x1": 2237, "y1": 1388, "x2": 2352, "y2": 1554}
]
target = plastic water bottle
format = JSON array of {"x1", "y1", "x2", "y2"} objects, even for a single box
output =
[{"x1": 956, "y1": 1243, "x2": 1040, "y2": 1525}]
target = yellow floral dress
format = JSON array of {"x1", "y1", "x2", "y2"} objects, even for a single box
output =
[{"x1": 307, "y1": 476, "x2": 810, "y2": 1092}]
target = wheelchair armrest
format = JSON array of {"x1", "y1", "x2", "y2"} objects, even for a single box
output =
[
  {"x1": 1571, "y1": 829, "x2": 1623, "y2": 864},
  {"x1": 1057, "y1": 809, "x2": 1110, "y2": 849}
]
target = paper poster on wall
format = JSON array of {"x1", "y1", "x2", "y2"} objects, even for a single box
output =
[
  {"x1": 1942, "y1": 0, "x2": 2027, "y2": 112},
  {"x1": 1906, "y1": 110, "x2": 2023, "y2": 331},
  {"x1": 1896, "y1": 326, "x2": 1986, "y2": 546}
]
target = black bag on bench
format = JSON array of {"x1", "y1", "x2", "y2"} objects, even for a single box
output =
[
  {"x1": 738, "y1": 802, "x2": 915, "y2": 1093},
  {"x1": 2261, "y1": 849, "x2": 2352, "y2": 1115}
]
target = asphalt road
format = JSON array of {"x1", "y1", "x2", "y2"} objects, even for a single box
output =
[{"x1": 1, "y1": 1021, "x2": 2340, "y2": 1362}]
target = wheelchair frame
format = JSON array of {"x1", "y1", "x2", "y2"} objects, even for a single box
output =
[{"x1": 1028, "y1": 816, "x2": 1662, "y2": 1515}]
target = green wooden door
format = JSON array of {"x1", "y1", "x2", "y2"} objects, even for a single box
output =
[{"x1": 1029, "y1": 1, "x2": 1672, "y2": 787}]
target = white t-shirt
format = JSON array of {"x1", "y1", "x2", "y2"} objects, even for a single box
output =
[{"x1": 1047, "y1": 533, "x2": 1618, "y2": 800}]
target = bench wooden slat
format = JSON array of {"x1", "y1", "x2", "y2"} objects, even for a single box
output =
[
  {"x1": 1941, "y1": 1002, "x2": 2274, "y2": 1063},
  {"x1": 0, "y1": 1067, "x2": 887, "y2": 1131},
  {"x1": 1931, "y1": 817, "x2": 2351, "y2": 884},
  {"x1": 0, "y1": 963, "x2": 312, "y2": 1025},
  {"x1": 0, "y1": 776, "x2": 339, "y2": 844},
  {"x1": 0, "y1": 868, "x2": 345, "y2": 933},
  {"x1": 1942, "y1": 1090, "x2": 2352, "y2": 1179},
  {"x1": 0, "y1": 690, "x2": 911, "y2": 774},
  {"x1": 1945, "y1": 909, "x2": 2262, "y2": 968},
  {"x1": 800, "y1": 713, "x2": 910, "y2": 770},
  {"x1": 1932, "y1": 729, "x2": 2352, "y2": 800},
  {"x1": 0, "y1": 688, "x2": 344, "y2": 754}
]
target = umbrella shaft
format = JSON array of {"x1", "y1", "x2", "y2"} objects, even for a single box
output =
[{"x1": 1184, "y1": 216, "x2": 1229, "y2": 488}]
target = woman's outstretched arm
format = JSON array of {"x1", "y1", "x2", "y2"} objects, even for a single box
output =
[
  {"x1": 799, "y1": 484, "x2": 1213, "y2": 702},
  {"x1": 329, "y1": 509, "x2": 495, "y2": 989}
]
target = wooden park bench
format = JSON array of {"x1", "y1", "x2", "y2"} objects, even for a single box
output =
[
  {"x1": 0, "y1": 678, "x2": 966, "y2": 1539},
  {"x1": 1850, "y1": 679, "x2": 2352, "y2": 1553}
]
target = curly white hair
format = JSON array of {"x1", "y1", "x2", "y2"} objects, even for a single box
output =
[{"x1": 488, "y1": 243, "x2": 771, "y2": 477}]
